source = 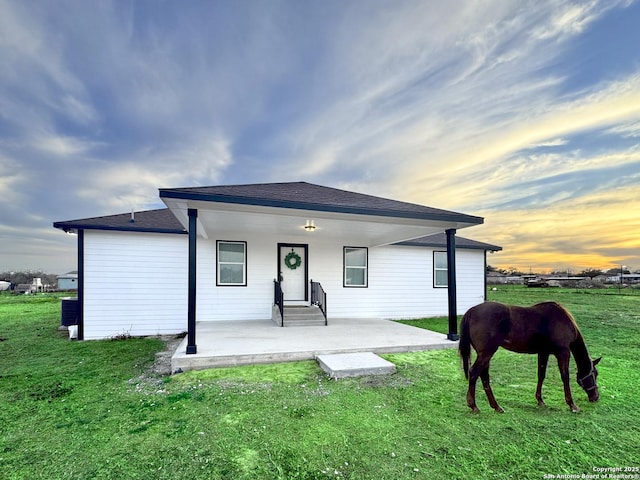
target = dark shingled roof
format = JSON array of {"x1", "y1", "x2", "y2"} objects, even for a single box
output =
[
  {"x1": 159, "y1": 181, "x2": 483, "y2": 224},
  {"x1": 53, "y1": 208, "x2": 501, "y2": 251},
  {"x1": 397, "y1": 232, "x2": 502, "y2": 251},
  {"x1": 53, "y1": 208, "x2": 186, "y2": 234}
]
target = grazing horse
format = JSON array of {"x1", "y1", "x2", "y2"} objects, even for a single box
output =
[{"x1": 459, "y1": 301, "x2": 601, "y2": 413}]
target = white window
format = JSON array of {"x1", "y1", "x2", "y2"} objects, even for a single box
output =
[
  {"x1": 217, "y1": 241, "x2": 247, "y2": 286},
  {"x1": 434, "y1": 251, "x2": 448, "y2": 287},
  {"x1": 344, "y1": 247, "x2": 368, "y2": 287}
]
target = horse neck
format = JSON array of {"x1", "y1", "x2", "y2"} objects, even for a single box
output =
[{"x1": 569, "y1": 333, "x2": 592, "y2": 374}]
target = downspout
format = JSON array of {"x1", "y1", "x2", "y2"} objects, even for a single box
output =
[
  {"x1": 186, "y1": 208, "x2": 198, "y2": 354},
  {"x1": 77, "y1": 229, "x2": 84, "y2": 341},
  {"x1": 446, "y1": 228, "x2": 459, "y2": 341}
]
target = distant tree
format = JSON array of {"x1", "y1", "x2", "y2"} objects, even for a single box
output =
[
  {"x1": 0, "y1": 271, "x2": 29, "y2": 285},
  {"x1": 578, "y1": 269, "x2": 603, "y2": 279},
  {"x1": 550, "y1": 269, "x2": 575, "y2": 276},
  {"x1": 606, "y1": 267, "x2": 630, "y2": 275},
  {"x1": 0, "y1": 271, "x2": 58, "y2": 288},
  {"x1": 486, "y1": 265, "x2": 498, "y2": 273},
  {"x1": 501, "y1": 267, "x2": 525, "y2": 276}
]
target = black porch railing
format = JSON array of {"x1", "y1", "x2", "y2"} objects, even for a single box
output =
[
  {"x1": 310, "y1": 279, "x2": 327, "y2": 326},
  {"x1": 274, "y1": 279, "x2": 284, "y2": 327}
]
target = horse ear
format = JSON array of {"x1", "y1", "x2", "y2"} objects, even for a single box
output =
[{"x1": 593, "y1": 356, "x2": 602, "y2": 366}]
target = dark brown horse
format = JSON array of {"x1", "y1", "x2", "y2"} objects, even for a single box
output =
[{"x1": 459, "y1": 301, "x2": 601, "y2": 413}]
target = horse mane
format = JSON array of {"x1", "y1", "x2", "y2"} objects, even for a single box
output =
[
  {"x1": 535, "y1": 301, "x2": 580, "y2": 331},
  {"x1": 543, "y1": 302, "x2": 593, "y2": 372}
]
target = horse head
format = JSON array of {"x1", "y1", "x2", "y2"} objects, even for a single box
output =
[{"x1": 577, "y1": 356, "x2": 601, "y2": 402}]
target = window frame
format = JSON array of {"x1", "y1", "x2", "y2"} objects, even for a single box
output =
[
  {"x1": 343, "y1": 246, "x2": 368, "y2": 288},
  {"x1": 433, "y1": 251, "x2": 448, "y2": 288},
  {"x1": 216, "y1": 240, "x2": 247, "y2": 287}
]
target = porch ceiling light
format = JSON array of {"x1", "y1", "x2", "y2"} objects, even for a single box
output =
[{"x1": 304, "y1": 220, "x2": 316, "y2": 232}]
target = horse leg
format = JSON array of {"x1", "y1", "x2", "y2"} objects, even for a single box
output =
[
  {"x1": 480, "y1": 367, "x2": 504, "y2": 413},
  {"x1": 536, "y1": 352, "x2": 550, "y2": 407},
  {"x1": 467, "y1": 350, "x2": 497, "y2": 413},
  {"x1": 466, "y1": 357, "x2": 482, "y2": 413},
  {"x1": 556, "y1": 350, "x2": 579, "y2": 413}
]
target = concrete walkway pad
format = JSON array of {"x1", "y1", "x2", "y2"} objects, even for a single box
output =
[{"x1": 317, "y1": 352, "x2": 396, "y2": 379}]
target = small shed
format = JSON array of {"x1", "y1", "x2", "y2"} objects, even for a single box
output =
[{"x1": 57, "y1": 272, "x2": 79, "y2": 291}]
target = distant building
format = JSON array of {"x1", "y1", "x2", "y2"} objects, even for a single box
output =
[
  {"x1": 15, "y1": 279, "x2": 44, "y2": 294},
  {"x1": 605, "y1": 274, "x2": 640, "y2": 284},
  {"x1": 57, "y1": 271, "x2": 79, "y2": 290},
  {"x1": 486, "y1": 272, "x2": 523, "y2": 285}
]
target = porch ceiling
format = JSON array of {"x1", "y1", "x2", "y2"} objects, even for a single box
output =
[{"x1": 162, "y1": 198, "x2": 480, "y2": 246}]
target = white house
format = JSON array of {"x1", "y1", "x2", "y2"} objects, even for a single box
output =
[{"x1": 54, "y1": 181, "x2": 501, "y2": 355}]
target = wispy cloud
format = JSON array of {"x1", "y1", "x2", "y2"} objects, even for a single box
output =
[
  {"x1": 274, "y1": 1, "x2": 640, "y2": 195},
  {"x1": 532, "y1": 1, "x2": 608, "y2": 40},
  {"x1": 607, "y1": 120, "x2": 640, "y2": 138},
  {"x1": 32, "y1": 133, "x2": 103, "y2": 156},
  {"x1": 75, "y1": 136, "x2": 233, "y2": 211}
]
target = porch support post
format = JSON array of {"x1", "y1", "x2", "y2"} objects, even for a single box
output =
[
  {"x1": 446, "y1": 228, "x2": 459, "y2": 341},
  {"x1": 186, "y1": 208, "x2": 198, "y2": 354},
  {"x1": 77, "y1": 229, "x2": 84, "y2": 341}
]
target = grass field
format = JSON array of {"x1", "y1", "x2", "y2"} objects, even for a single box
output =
[{"x1": 1, "y1": 287, "x2": 638, "y2": 479}]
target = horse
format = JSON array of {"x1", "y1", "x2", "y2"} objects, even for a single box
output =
[{"x1": 459, "y1": 301, "x2": 601, "y2": 413}]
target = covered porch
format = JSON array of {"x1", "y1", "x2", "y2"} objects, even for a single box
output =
[
  {"x1": 171, "y1": 317, "x2": 457, "y2": 372},
  {"x1": 160, "y1": 182, "x2": 484, "y2": 356}
]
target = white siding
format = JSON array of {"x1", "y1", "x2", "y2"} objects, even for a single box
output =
[
  {"x1": 454, "y1": 249, "x2": 489, "y2": 313},
  {"x1": 82, "y1": 230, "x2": 487, "y2": 338},
  {"x1": 196, "y1": 235, "x2": 276, "y2": 321},
  {"x1": 195, "y1": 236, "x2": 486, "y2": 321},
  {"x1": 305, "y1": 243, "x2": 486, "y2": 319},
  {"x1": 83, "y1": 231, "x2": 188, "y2": 339}
]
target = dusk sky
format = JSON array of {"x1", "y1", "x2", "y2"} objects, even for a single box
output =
[{"x1": 1, "y1": 0, "x2": 639, "y2": 275}]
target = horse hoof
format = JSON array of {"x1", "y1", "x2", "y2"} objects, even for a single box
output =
[
  {"x1": 570, "y1": 405, "x2": 580, "y2": 413},
  {"x1": 537, "y1": 401, "x2": 546, "y2": 408},
  {"x1": 470, "y1": 406, "x2": 480, "y2": 414},
  {"x1": 495, "y1": 406, "x2": 505, "y2": 413}
]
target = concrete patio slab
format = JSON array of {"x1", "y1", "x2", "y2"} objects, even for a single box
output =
[
  {"x1": 316, "y1": 352, "x2": 396, "y2": 379},
  {"x1": 171, "y1": 317, "x2": 457, "y2": 372}
]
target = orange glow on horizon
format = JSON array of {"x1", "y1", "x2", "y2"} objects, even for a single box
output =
[{"x1": 457, "y1": 185, "x2": 640, "y2": 274}]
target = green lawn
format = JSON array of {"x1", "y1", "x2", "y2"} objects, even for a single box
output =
[{"x1": 1, "y1": 288, "x2": 638, "y2": 479}]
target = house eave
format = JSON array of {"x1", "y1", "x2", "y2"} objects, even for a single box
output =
[
  {"x1": 53, "y1": 222, "x2": 187, "y2": 235},
  {"x1": 396, "y1": 240, "x2": 502, "y2": 252},
  {"x1": 158, "y1": 189, "x2": 484, "y2": 226}
]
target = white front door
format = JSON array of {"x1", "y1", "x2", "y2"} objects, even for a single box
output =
[{"x1": 279, "y1": 244, "x2": 308, "y2": 304}]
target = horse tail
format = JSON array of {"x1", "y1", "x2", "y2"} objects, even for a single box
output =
[{"x1": 459, "y1": 310, "x2": 472, "y2": 380}]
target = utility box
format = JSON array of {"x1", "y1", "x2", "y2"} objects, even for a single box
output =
[{"x1": 60, "y1": 297, "x2": 78, "y2": 327}]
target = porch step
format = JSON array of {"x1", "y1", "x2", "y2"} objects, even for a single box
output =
[
  {"x1": 281, "y1": 305, "x2": 326, "y2": 327},
  {"x1": 316, "y1": 352, "x2": 396, "y2": 379}
]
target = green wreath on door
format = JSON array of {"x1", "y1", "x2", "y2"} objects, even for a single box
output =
[{"x1": 284, "y1": 250, "x2": 302, "y2": 270}]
